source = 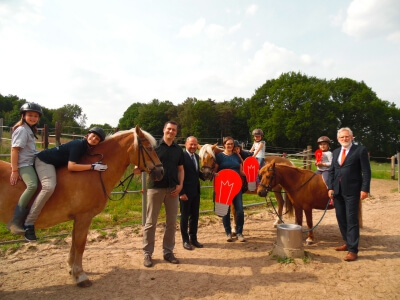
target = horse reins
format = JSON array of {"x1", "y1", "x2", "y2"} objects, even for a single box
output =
[
  {"x1": 260, "y1": 165, "x2": 331, "y2": 233},
  {"x1": 95, "y1": 136, "x2": 163, "y2": 201}
]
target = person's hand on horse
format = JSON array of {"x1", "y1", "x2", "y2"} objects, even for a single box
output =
[
  {"x1": 91, "y1": 163, "x2": 108, "y2": 172},
  {"x1": 10, "y1": 171, "x2": 20, "y2": 185}
]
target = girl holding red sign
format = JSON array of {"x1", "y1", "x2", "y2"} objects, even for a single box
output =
[
  {"x1": 315, "y1": 136, "x2": 333, "y2": 184},
  {"x1": 214, "y1": 137, "x2": 247, "y2": 242}
]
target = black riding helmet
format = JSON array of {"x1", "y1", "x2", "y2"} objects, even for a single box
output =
[
  {"x1": 88, "y1": 127, "x2": 106, "y2": 142},
  {"x1": 20, "y1": 102, "x2": 43, "y2": 117}
]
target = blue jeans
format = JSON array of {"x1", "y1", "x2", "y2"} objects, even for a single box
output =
[{"x1": 223, "y1": 191, "x2": 244, "y2": 235}]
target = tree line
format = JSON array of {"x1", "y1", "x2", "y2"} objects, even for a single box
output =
[{"x1": 1, "y1": 72, "x2": 399, "y2": 160}]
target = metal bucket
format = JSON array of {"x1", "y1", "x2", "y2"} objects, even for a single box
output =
[{"x1": 272, "y1": 224, "x2": 304, "y2": 258}]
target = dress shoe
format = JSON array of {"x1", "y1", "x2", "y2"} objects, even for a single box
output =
[
  {"x1": 335, "y1": 244, "x2": 348, "y2": 251},
  {"x1": 164, "y1": 252, "x2": 179, "y2": 264},
  {"x1": 190, "y1": 240, "x2": 203, "y2": 248},
  {"x1": 344, "y1": 252, "x2": 358, "y2": 262},
  {"x1": 183, "y1": 241, "x2": 193, "y2": 250}
]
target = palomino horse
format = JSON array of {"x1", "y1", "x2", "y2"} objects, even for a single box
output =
[
  {"x1": 0, "y1": 126, "x2": 163, "y2": 287},
  {"x1": 198, "y1": 143, "x2": 294, "y2": 226},
  {"x1": 257, "y1": 160, "x2": 337, "y2": 244}
]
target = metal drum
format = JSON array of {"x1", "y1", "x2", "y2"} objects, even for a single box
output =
[{"x1": 272, "y1": 224, "x2": 304, "y2": 258}]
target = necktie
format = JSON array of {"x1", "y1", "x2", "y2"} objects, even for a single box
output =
[
  {"x1": 340, "y1": 149, "x2": 346, "y2": 165},
  {"x1": 191, "y1": 154, "x2": 197, "y2": 170}
]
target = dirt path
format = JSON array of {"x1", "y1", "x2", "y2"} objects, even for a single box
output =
[{"x1": 1, "y1": 178, "x2": 399, "y2": 300}]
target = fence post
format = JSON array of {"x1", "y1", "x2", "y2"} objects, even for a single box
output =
[
  {"x1": 307, "y1": 145, "x2": 312, "y2": 170},
  {"x1": 391, "y1": 155, "x2": 396, "y2": 180},
  {"x1": 55, "y1": 122, "x2": 61, "y2": 146},
  {"x1": 398, "y1": 152, "x2": 400, "y2": 193},
  {"x1": 141, "y1": 172, "x2": 147, "y2": 226},
  {"x1": 302, "y1": 149, "x2": 306, "y2": 169},
  {"x1": 0, "y1": 118, "x2": 3, "y2": 147},
  {"x1": 43, "y1": 124, "x2": 49, "y2": 149}
]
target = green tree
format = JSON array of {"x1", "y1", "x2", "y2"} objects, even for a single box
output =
[{"x1": 118, "y1": 102, "x2": 144, "y2": 130}]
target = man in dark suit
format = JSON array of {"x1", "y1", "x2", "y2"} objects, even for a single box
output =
[
  {"x1": 328, "y1": 127, "x2": 371, "y2": 262},
  {"x1": 179, "y1": 136, "x2": 205, "y2": 250}
]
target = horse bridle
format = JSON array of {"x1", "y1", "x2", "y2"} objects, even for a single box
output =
[
  {"x1": 259, "y1": 167, "x2": 276, "y2": 193},
  {"x1": 259, "y1": 165, "x2": 317, "y2": 193},
  {"x1": 95, "y1": 136, "x2": 163, "y2": 200},
  {"x1": 136, "y1": 137, "x2": 163, "y2": 174}
]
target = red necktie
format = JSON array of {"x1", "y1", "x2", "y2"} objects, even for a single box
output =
[{"x1": 340, "y1": 149, "x2": 346, "y2": 165}]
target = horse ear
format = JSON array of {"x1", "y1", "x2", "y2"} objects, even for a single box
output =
[
  {"x1": 135, "y1": 125, "x2": 143, "y2": 137},
  {"x1": 211, "y1": 143, "x2": 218, "y2": 149},
  {"x1": 197, "y1": 144, "x2": 202, "y2": 150}
]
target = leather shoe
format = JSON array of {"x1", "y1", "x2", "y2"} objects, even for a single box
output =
[
  {"x1": 344, "y1": 252, "x2": 358, "y2": 262},
  {"x1": 164, "y1": 253, "x2": 179, "y2": 264},
  {"x1": 183, "y1": 241, "x2": 193, "y2": 250},
  {"x1": 190, "y1": 240, "x2": 203, "y2": 248},
  {"x1": 335, "y1": 244, "x2": 348, "y2": 251}
]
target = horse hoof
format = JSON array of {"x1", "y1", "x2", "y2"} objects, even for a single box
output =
[{"x1": 77, "y1": 279, "x2": 92, "y2": 288}]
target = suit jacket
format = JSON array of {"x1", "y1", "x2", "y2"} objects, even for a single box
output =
[
  {"x1": 327, "y1": 144, "x2": 371, "y2": 196},
  {"x1": 180, "y1": 152, "x2": 205, "y2": 199}
]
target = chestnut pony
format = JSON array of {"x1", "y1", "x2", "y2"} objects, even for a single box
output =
[
  {"x1": 0, "y1": 126, "x2": 163, "y2": 287},
  {"x1": 198, "y1": 143, "x2": 294, "y2": 227},
  {"x1": 257, "y1": 160, "x2": 340, "y2": 244}
]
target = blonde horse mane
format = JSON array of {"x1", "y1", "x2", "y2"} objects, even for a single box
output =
[
  {"x1": 199, "y1": 144, "x2": 216, "y2": 160},
  {"x1": 108, "y1": 127, "x2": 157, "y2": 147}
]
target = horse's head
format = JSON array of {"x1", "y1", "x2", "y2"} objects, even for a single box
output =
[
  {"x1": 257, "y1": 160, "x2": 276, "y2": 197},
  {"x1": 198, "y1": 143, "x2": 219, "y2": 180},
  {"x1": 133, "y1": 126, "x2": 164, "y2": 181}
]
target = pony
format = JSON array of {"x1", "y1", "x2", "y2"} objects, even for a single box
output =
[
  {"x1": 257, "y1": 160, "x2": 337, "y2": 244},
  {"x1": 198, "y1": 143, "x2": 294, "y2": 227},
  {"x1": 0, "y1": 126, "x2": 164, "y2": 287}
]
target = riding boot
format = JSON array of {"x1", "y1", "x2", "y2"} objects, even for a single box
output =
[{"x1": 7, "y1": 205, "x2": 30, "y2": 235}]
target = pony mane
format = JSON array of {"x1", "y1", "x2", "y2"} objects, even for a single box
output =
[
  {"x1": 106, "y1": 128, "x2": 157, "y2": 147},
  {"x1": 199, "y1": 144, "x2": 215, "y2": 160}
]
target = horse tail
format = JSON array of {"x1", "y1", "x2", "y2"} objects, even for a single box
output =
[
  {"x1": 358, "y1": 199, "x2": 363, "y2": 228},
  {"x1": 284, "y1": 192, "x2": 294, "y2": 218}
]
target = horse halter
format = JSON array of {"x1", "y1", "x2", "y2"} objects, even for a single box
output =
[
  {"x1": 137, "y1": 137, "x2": 163, "y2": 174},
  {"x1": 259, "y1": 167, "x2": 276, "y2": 193}
]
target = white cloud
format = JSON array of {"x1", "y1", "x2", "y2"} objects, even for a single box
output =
[
  {"x1": 242, "y1": 39, "x2": 252, "y2": 51},
  {"x1": 177, "y1": 18, "x2": 206, "y2": 38},
  {"x1": 228, "y1": 23, "x2": 241, "y2": 34},
  {"x1": 342, "y1": 0, "x2": 400, "y2": 40},
  {"x1": 205, "y1": 23, "x2": 225, "y2": 39},
  {"x1": 246, "y1": 4, "x2": 258, "y2": 16}
]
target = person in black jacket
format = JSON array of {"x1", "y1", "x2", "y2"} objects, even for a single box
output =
[
  {"x1": 328, "y1": 127, "x2": 371, "y2": 262},
  {"x1": 179, "y1": 136, "x2": 206, "y2": 250}
]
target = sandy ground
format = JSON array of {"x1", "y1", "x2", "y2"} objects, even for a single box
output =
[{"x1": 0, "y1": 178, "x2": 399, "y2": 300}]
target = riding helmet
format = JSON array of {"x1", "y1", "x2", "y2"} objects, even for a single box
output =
[
  {"x1": 252, "y1": 128, "x2": 263, "y2": 136},
  {"x1": 20, "y1": 102, "x2": 43, "y2": 117},
  {"x1": 317, "y1": 136, "x2": 331, "y2": 144},
  {"x1": 88, "y1": 127, "x2": 106, "y2": 142}
]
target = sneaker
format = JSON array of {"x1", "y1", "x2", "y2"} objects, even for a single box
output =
[
  {"x1": 226, "y1": 233, "x2": 233, "y2": 242},
  {"x1": 163, "y1": 253, "x2": 179, "y2": 264},
  {"x1": 24, "y1": 225, "x2": 37, "y2": 242},
  {"x1": 143, "y1": 254, "x2": 153, "y2": 268},
  {"x1": 231, "y1": 228, "x2": 237, "y2": 237},
  {"x1": 237, "y1": 234, "x2": 246, "y2": 242}
]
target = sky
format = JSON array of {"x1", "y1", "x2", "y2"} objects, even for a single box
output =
[{"x1": 0, "y1": 0, "x2": 399, "y2": 127}]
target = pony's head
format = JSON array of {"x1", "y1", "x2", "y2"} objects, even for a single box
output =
[
  {"x1": 257, "y1": 160, "x2": 276, "y2": 197},
  {"x1": 198, "y1": 143, "x2": 221, "y2": 180},
  {"x1": 131, "y1": 126, "x2": 164, "y2": 181}
]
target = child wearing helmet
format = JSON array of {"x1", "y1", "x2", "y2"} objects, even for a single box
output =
[
  {"x1": 249, "y1": 129, "x2": 266, "y2": 169},
  {"x1": 315, "y1": 136, "x2": 333, "y2": 184},
  {"x1": 22, "y1": 126, "x2": 108, "y2": 242},
  {"x1": 8, "y1": 102, "x2": 43, "y2": 235}
]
